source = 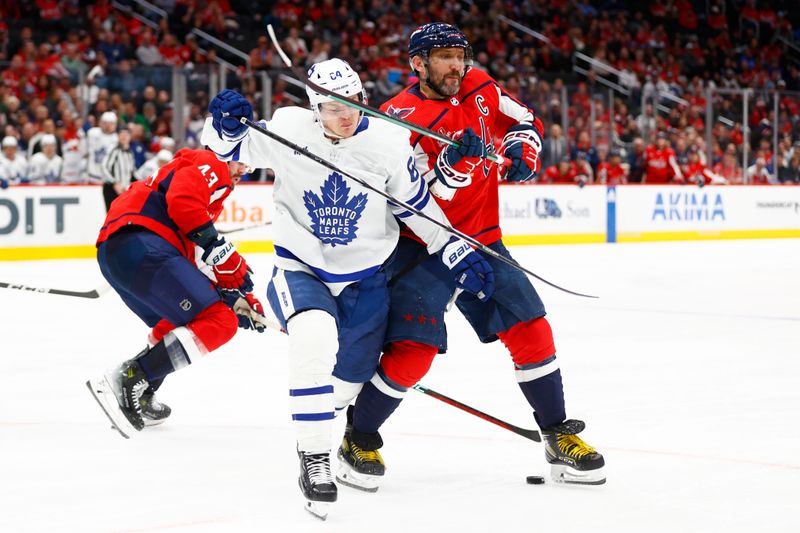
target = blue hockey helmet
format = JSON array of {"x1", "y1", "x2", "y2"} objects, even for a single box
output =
[{"x1": 407, "y1": 23, "x2": 472, "y2": 67}]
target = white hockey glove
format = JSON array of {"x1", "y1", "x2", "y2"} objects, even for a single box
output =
[{"x1": 501, "y1": 124, "x2": 542, "y2": 183}]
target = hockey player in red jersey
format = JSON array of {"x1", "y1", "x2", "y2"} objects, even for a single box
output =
[
  {"x1": 644, "y1": 132, "x2": 685, "y2": 184},
  {"x1": 338, "y1": 23, "x2": 605, "y2": 489},
  {"x1": 86, "y1": 126, "x2": 268, "y2": 438}
]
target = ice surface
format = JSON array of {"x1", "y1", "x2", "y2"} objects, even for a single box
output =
[{"x1": 1, "y1": 239, "x2": 798, "y2": 533}]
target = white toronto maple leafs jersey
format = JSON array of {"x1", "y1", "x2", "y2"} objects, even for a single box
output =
[
  {"x1": 27, "y1": 152, "x2": 63, "y2": 183},
  {"x1": 201, "y1": 106, "x2": 454, "y2": 295},
  {"x1": 86, "y1": 128, "x2": 118, "y2": 182}
]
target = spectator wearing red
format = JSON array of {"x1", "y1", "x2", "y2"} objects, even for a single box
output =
[
  {"x1": 597, "y1": 150, "x2": 627, "y2": 185},
  {"x1": 713, "y1": 152, "x2": 743, "y2": 184},
  {"x1": 644, "y1": 132, "x2": 684, "y2": 184},
  {"x1": 159, "y1": 33, "x2": 188, "y2": 67},
  {"x1": 684, "y1": 151, "x2": 726, "y2": 186},
  {"x1": 745, "y1": 157, "x2": 772, "y2": 185},
  {"x1": 541, "y1": 158, "x2": 578, "y2": 184}
]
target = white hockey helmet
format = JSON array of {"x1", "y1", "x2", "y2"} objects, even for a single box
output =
[
  {"x1": 305, "y1": 58, "x2": 366, "y2": 134},
  {"x1": 100, "y1": 111, "x2": 118, "y2": 124}
]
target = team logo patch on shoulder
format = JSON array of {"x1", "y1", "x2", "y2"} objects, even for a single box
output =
[
  {"x1": 303, "y1": 172, "x2": 368, "y2": 246},
  {"x1": 386, "y1": 105, "x2": 416, "y2": 119}
]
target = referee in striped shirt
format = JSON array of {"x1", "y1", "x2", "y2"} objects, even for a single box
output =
[{"x1": 101, "y1": 127, "x2": 136, "y2": 212}]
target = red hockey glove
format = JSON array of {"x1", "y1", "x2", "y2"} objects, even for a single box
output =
[
  {"x1": 501, "y1": 124, "x2": 542, "y2": 182},
  {"x1": 201, "y1": 237, "x2": 253, "y2": 292}
]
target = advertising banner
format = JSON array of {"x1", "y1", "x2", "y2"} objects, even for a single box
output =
[
  {"x1": 615, "y1": 186, "x2": 800, "y2": 241},
  {"x1": 2, "y1": 183, "x2": 799, "y2": 260}
]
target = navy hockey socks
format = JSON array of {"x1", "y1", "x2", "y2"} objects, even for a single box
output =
[
  {"x1": 516, "y1": 356, "x2": 567, "y2": 429},
  {"x1": 136, "y1": 335, "x2": 192, "y2": 383},
  {"x1": 352, "y1": 373, "x2": 405, "y2": 435}
]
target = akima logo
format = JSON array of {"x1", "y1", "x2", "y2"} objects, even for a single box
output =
[
  {"x1": 303, "y1": 171, "x2": 368, "y2": 246},
  {"x1": 652, "y1": 192, "x2": 725, "y2": 221},
  {"x1": 535, "y1": 198, "x2": 562, "y2": 219}
]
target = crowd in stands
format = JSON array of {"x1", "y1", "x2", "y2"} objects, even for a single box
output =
[{"x1": 1, "y1": 0, "x2": 800, "y2": 189}]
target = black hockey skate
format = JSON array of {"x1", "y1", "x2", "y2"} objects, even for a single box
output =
[
  {"x1": 542, "y1": 419, "x2": 606, "y2": 485},
  {"x1": 336, "y1": 406, "x2": 385, "y2": 492},
  {"x1": 298, "y1": 450, "x2": 337, "y2": 520},
  {"x1": 139, "y1": 388, "x2": 171, "y2": 426},
  {"x1": 86, "y1": 360, "x2": 150, "y2": 439},
  {"x1": 133, "y1": 348, "x2": 172, "y2": 426}
]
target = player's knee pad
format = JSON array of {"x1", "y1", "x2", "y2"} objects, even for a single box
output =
[
  {"x1": 332, "y1": 375, "x2": 364, "y2": 411},
  {"x1": 497, "y1": 317, "x2": 556, "y2": 366},
  {"x1": 186, "y1": 300, "x2": 238, "y2": 353},
  {"x1": 287, "y1": 309, "x2": 338, "y2": 384},
  {"x1": 380, "y1": 340, "x2": 438, "y2": 388}
]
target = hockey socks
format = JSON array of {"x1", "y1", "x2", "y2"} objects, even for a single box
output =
[
  {"x1": 516, "y1": 360, "x2": 567, "y2": 429},
  {"x1": 352, "y1": 369, "x2": 406, "y2": 436},
  {"x1": 498, "y1": 318, "x2": 566, "y2": 429},
  {"x1": 136, "y1": 327, "x2": 203, "y2": 382}
]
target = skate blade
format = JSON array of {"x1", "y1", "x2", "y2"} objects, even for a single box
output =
[
  {"x1": 86, "y1": 378, "x2": 136, "y2": 439},
  {"x1": 336, "y1": 463, "x2": 381, "y2": 493},
  {"x1": 549, "y1": 464, "x2": 606, "y2": 485},
  {"x1": 303, "y1": 500, "x2": 330, "y2": 521},
  {"x1": 142, "y1": 416, "x2": 167, "y2": 427}
]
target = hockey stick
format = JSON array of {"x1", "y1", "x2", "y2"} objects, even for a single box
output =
[
  {"x1": 242, "y1": 117, "x2": 597, "y2": 299},
  {"x1": 412, "y1": 384, "x2": 541, "y2": 442},
  {"x1": 265, "y1": 24, "x2": 511, "y2": 168},
  {"x1": 0, "y1": 281, "x2": 110, "y2": 299},
  {"x1": 218, "y1": 221, "x2": 272, "y2": 235}
]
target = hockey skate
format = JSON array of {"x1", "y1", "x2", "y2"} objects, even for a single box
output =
[
  {"x1": 336, "y1": 407, "x2": 385, "y2": 492},
  {"x1": 133, "y1": 349, "x2": 171, "y2": 426},
  {"x1": 542, "y1": 419, "x2": 606, "y2": 485},
  {"x1": 139, "y1": 388, "x2": 171, "y2": 426},
  {"x1": 86, "y1": 360, "x2": 150, "y2": 439},
  {"x1": 298, "y1": 450, "x2": 337, "y2": 520}
]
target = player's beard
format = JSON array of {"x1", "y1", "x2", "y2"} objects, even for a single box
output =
[{"x1": 425, "y1": 70, "x2": 462, "y2": 97}]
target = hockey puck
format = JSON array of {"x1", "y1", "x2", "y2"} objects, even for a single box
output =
[{"x1": 526, "y1": 475, "x2": 545, "y2": 485}]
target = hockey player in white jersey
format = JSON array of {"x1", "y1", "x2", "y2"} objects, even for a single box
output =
[
  {"x1": 86, "y1": 111, "x2": 119, "y2": 183},
  {"x1": 201, "y1": 58, "x2": 495, "y2": 520},
  {"x1": 27, "y1": 134, "x2": 63, "y2": 183},
  {"x1": 0, "y1": 136, "x2": 28, "y2": 187}
]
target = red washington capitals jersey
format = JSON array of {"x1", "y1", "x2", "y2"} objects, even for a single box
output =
[
  {"x1": 381, "y1": 67, "x2": 544, "y2": 245},
  {"x1": 97, "y1": 149, "x2": 234, "y2": 260}
]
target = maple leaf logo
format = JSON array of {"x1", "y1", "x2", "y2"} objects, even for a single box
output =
[{"x1": 303, "y1": 172, "x2": 368, "y2": 246}]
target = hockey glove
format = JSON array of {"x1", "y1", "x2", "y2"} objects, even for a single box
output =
[
  {"x1": 0, "y1": 178, "x2": 7, "y2": 189},
  {"x1": 201, "y1": 236, "x2": 254, "y2": 293},
  {"x1": 209, "y1": 89, "x2": 253, "y2": 142},
  {"x1": 434, "y1": 127, "x2": 487, "y2": 189},
  {"x1": 219, "y1": 290, "x2": 271, "y2": 332},
  {"x1": 501, "y1": 124, "x2": 542, "y2": 183},
  {"x1": 439, "y1": 237, "x2": 495, "y2": 302}
]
